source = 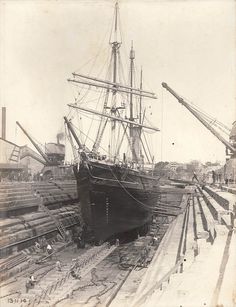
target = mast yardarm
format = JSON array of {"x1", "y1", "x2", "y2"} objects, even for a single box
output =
[
  {"x1": 68, "y1": 77, "x2": 157, "y2": 100},
  {"x1": 68, "y1": 104, "x2": 160, "y2": 132}
]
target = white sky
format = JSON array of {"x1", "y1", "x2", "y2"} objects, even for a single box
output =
[{"x1": 0, "y1": 0, "x2": 235, "y2": 163}]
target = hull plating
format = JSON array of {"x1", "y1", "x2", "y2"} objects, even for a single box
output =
[{"x1": 74, "y1": 161, "x2": 160, "y2": 241}]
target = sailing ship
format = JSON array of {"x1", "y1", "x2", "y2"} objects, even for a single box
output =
[{"x1": 65, "y1": 2, "x2": 161, "y2": 242}]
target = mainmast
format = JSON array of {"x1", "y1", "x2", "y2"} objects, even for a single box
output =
[
  {"x1": 109, "y1": 2, "x2": 122, "y2": 159},
  {"x1": 129, "y1": 42, "x2": 136, "y2": 162},
  {"x1": 110, "y1": 2, "x2": 121, "y2": 87}
]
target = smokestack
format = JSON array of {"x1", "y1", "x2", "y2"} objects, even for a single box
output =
[
  {"x1": 2, "y1": 107, "x2": 6, "y2": 140},
  {"x1": 56, "y1": 132, "x2": 64, "y2": 144}
]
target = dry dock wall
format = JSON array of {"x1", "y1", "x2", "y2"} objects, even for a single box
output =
[
  {"x1": 0, "y1": 181, "x2": 81, "y2": 257},
  {"x1": 131, "y1": 185, "x2": 236, "y2": 307}
]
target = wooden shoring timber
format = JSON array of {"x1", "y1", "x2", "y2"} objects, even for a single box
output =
[
  {"x1": 152, "y1": 209, "x2": 178, "y2": 217},
  {"x1": 155, "y1": 203, "x2": 181, "y2": 210},
  {"x1": 153, "y1": 208, "x2": 181, "y2": 214},
  {"x1": 153, "y1": 204, "x2": 182, "y2": 211}
]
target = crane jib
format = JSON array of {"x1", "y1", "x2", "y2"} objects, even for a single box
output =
[{"x1": 162, "y1": 82, "x2": 236, "y2": 154}]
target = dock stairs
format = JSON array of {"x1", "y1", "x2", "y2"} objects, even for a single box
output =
[{"x1": 132, "y1": 184, "x2": 236, "y2": 307}]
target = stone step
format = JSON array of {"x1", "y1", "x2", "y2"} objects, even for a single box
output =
[
  {"x1": 193, "y1": 196, "x2": 209, "y2": 240},
  {"x1": 203, "y1": 186, "x2": 231, "y2": 210},
  {"x1": 202, "y1": 190, "x2": 230, "y2": 224},
  {"x1": 197, "y1": 194, "x2": 217, "y2": 240}
]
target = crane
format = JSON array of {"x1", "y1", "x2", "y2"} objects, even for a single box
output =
[
  {"x1": 16, "y1": 121, "x2": 58, "y2": 166},
  {"x1": 162, "y1": 82, "x2": 236, "y2": 156}
]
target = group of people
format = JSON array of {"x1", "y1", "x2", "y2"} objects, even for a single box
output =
[
  {"x1": 34, "y1": 237, "x2": 53, "y2": 257},
  {"x1": 0, "y1": 170, "x2": 32, "y2": 182},
  {"x1": 192, "y1": 171, "x2": 231, "y2": 185},
  {"x1": 25, "y1": 240, "x2": 63, "y2": 293},
  {"x1": 0, "y1": 170, "x2": 46, "y2": 183}
]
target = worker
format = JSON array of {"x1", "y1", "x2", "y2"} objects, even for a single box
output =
[
  {"x1": 70, "y1": 268, "x2": 80, "y2": 279},
  {"x1": 34, "y1": 241, "x2": 41, "y2": 253},
  {"x1": 26, "y1": 275, "x2": 36, "y2": 292},
  {"x1": 192, "y1": 239, "x2": 198, "y2": 257},
  {"x1": 212, "y1": 170, "x2": 216, "y2": 184},
  {"x1": 30, "y1": 275, "x2": 36, "y2": 284},
  {"x1": 25, "y1": 277, "x2": 31, "y2": 293},
  {"x1": 152, "y1": 236, "x2": 158, "y2": 245},
  {"x1": 76, "y1": 236, "x2": 82, "y2": 249},
  {"x1": 40, "y1": 236, "x2": 47, "y2": 252},
  {"x1": 218, "y1": 173, "x2": 222, "y2": 183},
  {"x1": 192, "y1": 172, "x2": 199, "y2": 183},
  {"x1": 56, "y1": 260, "x2": 62, "y2": 272},
  {"x1": 70, "y1": 259, "x2": 77, "y2": 271},
  {"x1": 118, "y1": 250, "x2": 122, "y2": 263},
  {"x1": 46, "y1": 244, "x2": 53, "y2": 257}
]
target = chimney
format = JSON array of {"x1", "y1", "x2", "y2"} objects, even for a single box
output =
[{"x1": 2, "y1": 107, "x2": 6, "y2": 140}]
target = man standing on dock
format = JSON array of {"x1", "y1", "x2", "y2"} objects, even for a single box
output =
[
  {"x1": 212, "y1": 170, "x2": 216, "y2": 184},
  {"x1": 192, "y1": 172, "x2": 199, "y2": 183}
]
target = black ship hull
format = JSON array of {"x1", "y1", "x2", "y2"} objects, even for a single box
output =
[{"x1": 73, "y1": 160, "x2": 160, "y2": 242}]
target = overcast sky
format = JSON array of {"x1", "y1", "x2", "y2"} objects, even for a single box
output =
[{"x1": 0, "y1": 0, "x2": 235, "y2": 163}]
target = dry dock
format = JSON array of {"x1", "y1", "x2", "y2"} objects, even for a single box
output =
[{"x1": 0, "y1": 182, "x2": 235, "y2": 307}]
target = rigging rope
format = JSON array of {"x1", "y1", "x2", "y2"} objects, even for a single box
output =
[
  {"x1": 181, "y1": 95, "x2": 231, "y2": 132},
  {"x1": 161, "y1": 86, "x2": 164, "y2": 161},
  {"x1": 86, "y1": 162, "x2": 160, "y2": 211}
]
